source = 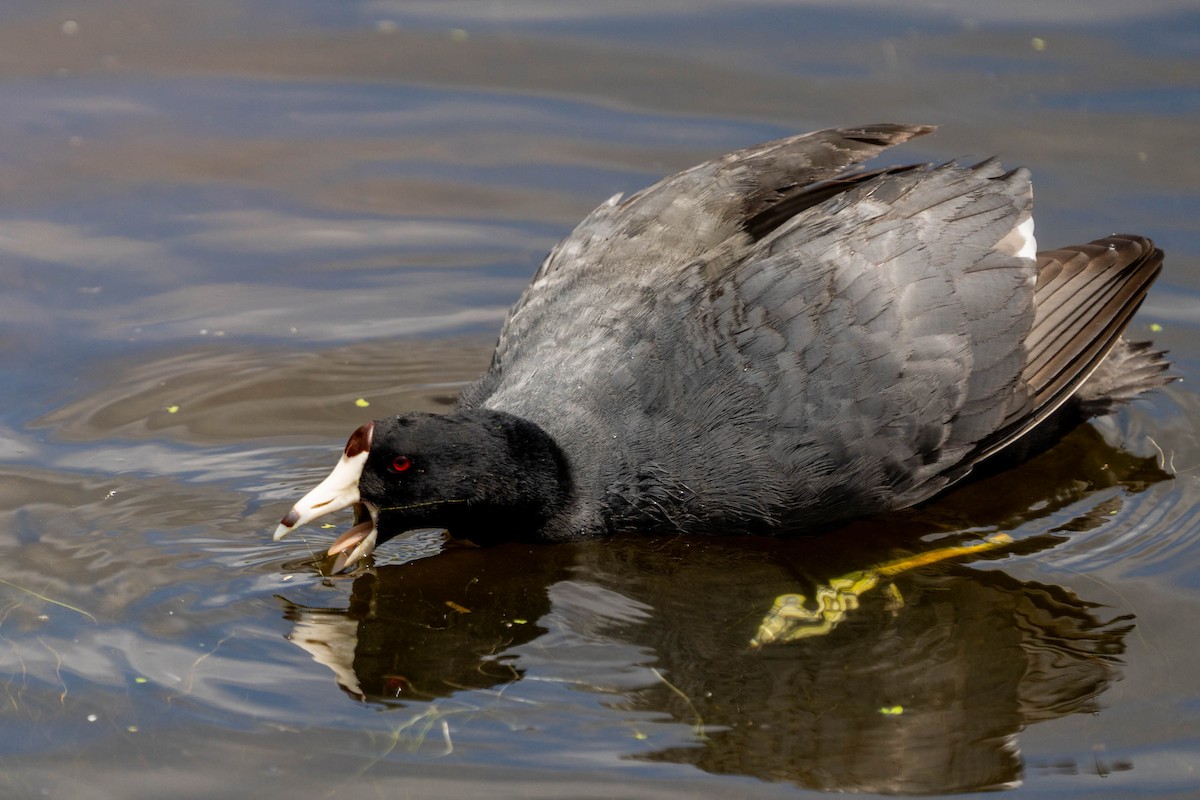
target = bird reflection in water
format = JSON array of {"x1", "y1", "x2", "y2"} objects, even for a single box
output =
[{"x1": 278, "y1": 533, "x2": 1133, "y2": 793}]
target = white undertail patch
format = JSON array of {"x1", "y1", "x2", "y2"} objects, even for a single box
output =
[
  {"x1": 1015, "y1": 215, "x2": 1037, "y2": 261},
  {"x1": 995, "y1": 214, "x2": 1038, "y2": 266}
]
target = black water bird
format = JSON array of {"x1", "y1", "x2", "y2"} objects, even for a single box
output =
[{"x1": 274, "y1": 124, "x2": 1170, "y2": 570}]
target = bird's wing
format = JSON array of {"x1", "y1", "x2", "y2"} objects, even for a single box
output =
[
  {"x1": 462, "y1": 124, "x2": 935, "y2": 408},
  {"x1": 966, "y1": 234, "x2": 1164, "y2": 463}
]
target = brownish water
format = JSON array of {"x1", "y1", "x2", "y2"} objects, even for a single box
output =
[{"x1": 1, "y1": 2, "x2": 1198, "y2": 798}]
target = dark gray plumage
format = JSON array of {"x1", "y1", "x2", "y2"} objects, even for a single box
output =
[{"x1": 275, "y1": 124, "x2": 1170, "y2": 567}]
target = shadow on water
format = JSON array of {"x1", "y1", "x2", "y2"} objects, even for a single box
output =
[{"x1": 278, "y1": 426, "x2": 1166, "y2": 794}]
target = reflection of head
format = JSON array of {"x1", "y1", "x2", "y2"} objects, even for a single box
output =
[{"x1": 280, "y1": 542, "x2": 569, "y2": 703}]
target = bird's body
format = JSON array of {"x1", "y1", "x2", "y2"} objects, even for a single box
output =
[{"x1": 275, "y1": 124, "x2": 1170, "y2": 569}]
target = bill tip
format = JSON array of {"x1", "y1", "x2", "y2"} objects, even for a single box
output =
[{"x1": 273, "y1": 521, "x2": 293, "y2": 541}]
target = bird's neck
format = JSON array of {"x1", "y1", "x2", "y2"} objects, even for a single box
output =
[{"x1": 451, "y1": 409, "x2": 574, "y2": 540}]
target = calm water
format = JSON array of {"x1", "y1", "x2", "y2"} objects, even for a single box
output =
[{"x1": 1, "y1": 2, "x2": 1198, "y2": 798}]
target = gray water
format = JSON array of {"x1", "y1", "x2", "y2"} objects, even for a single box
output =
[{"x1": 1, "y1": 2, "x2": 1199, "y2": 798}]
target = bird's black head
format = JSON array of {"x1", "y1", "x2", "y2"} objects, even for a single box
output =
[{"x1": 274, "y1": 409, "x2": 571, "y2": 570}]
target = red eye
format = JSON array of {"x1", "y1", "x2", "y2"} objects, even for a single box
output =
[{"x1": 389, "y1": 455, "x2": 413, "y2": 473}]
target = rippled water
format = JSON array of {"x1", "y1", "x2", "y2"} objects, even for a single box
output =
[{"x1": 1, "y1": 2, "x2": 1198, "y2": 798}]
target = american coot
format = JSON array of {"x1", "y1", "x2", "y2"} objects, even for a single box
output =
[{"x1": 274, "y1": 124, "x2": 1170, "y2": 572}]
